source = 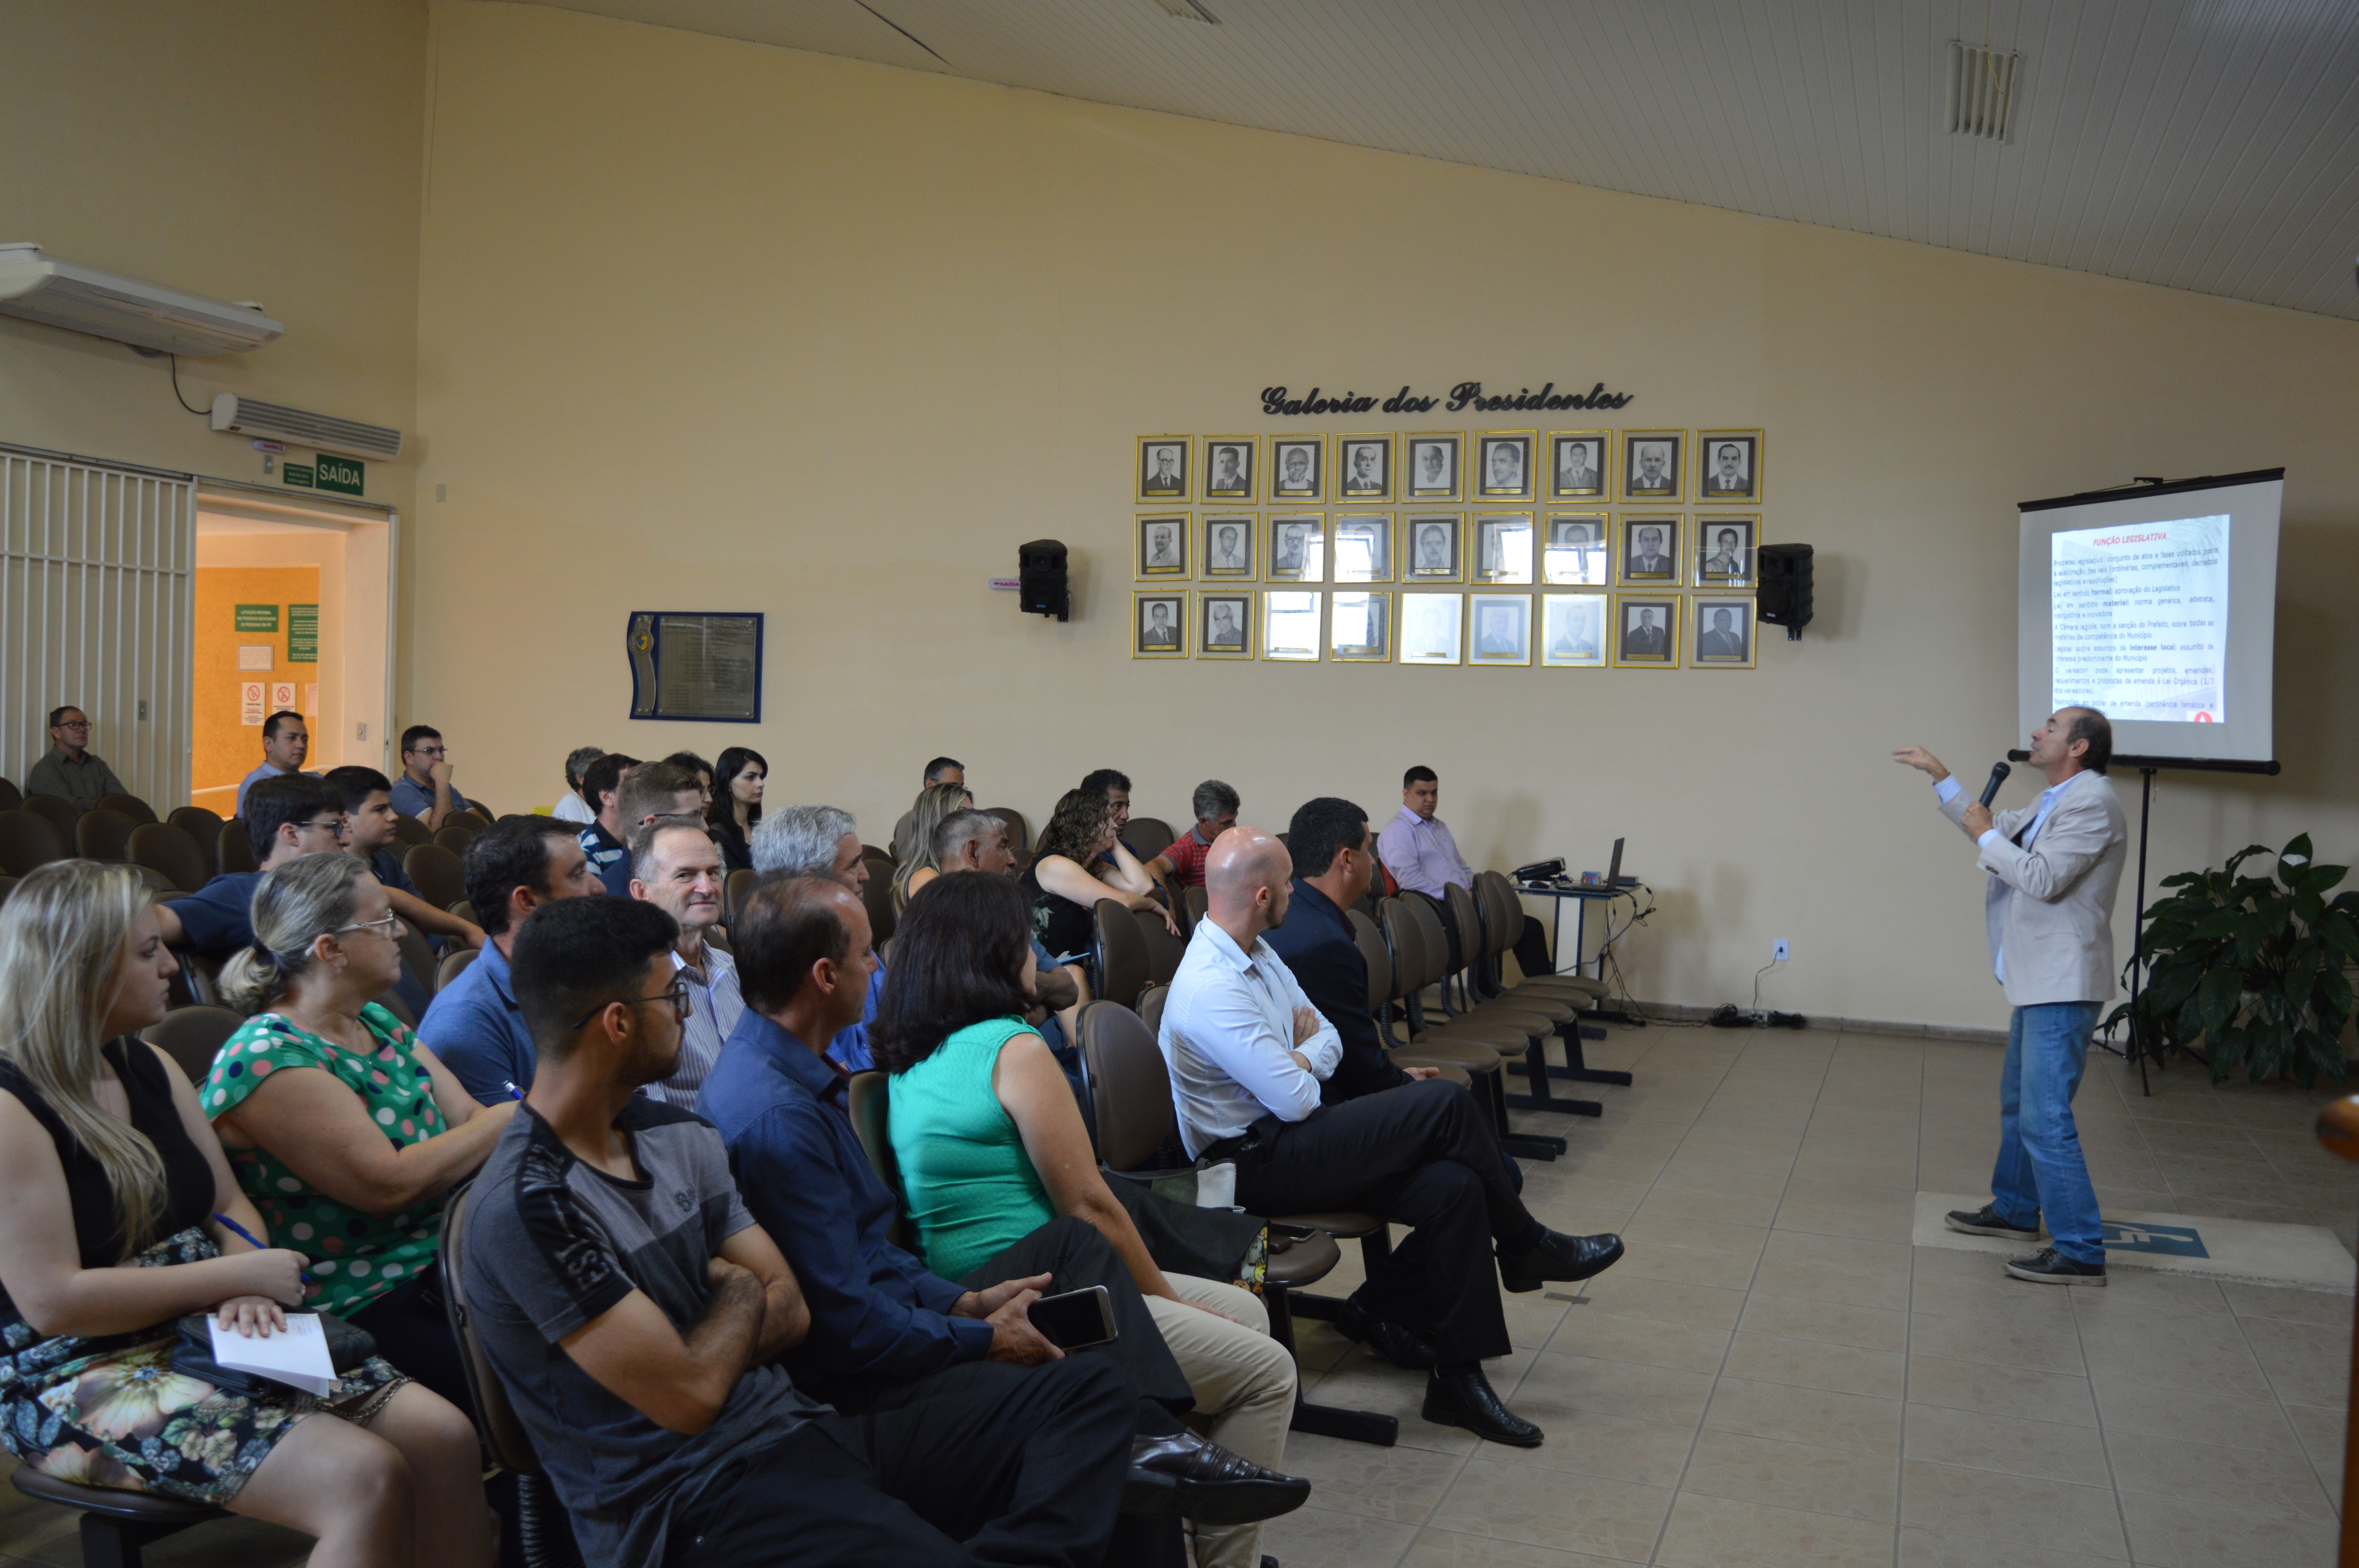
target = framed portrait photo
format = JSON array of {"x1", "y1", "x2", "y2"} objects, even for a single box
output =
[
  {"x1": 1539, "y1": 593, "x2": 1608, "y2": 667},
  {"x1": 1133, "y1": 591, "x2": 1188, "y2": 659},
  {"x1": 1620, "y1": 430, "x2": 1684, "y2": 501},
  {"x1": 1542, "y1": 512, "x2": 1610, "y2": 586},
  {"x1": 1329, "y1": 590, "x2": 1393, "y2": 662},
  {"x1": 1202, "y1": 437, "x2": 1257, "y2": 502},
  {"x1": 1137, "y1": 436, "x2": 1190, "y2": 503},
  {"x1": 1611, "y1": 593, "x2": 1681, "y2": 669},
  {"x1": 1404, "y1": 433, "x2": 1462, "y2": 500},
  {"x1": 1696, "y1": 429, "x2": 1762, "y2": 503},
  {"x1": 1265, "y1": 515, "x2": 1325, "y2": 583},
  {"x1": 1474, "y1": 432, "x2": 1536, "y2": 501},
  {"x1": 1336, "y1": 434, "x2": 1393, "y2": 501},
  {"x1": 1618, "y1": 515, "x2": 1683, "y2": 587},
  {"x1": 1269, "y1": 436, "x2": 1326, "y2": 503},
  {"x1": 1261, "y1": 590, "x2": 1323, "y2": 661},
  {"x1": 1467, "y1": 593, "x2": 1532, "y2": 666},
  {"x1": 1199, "y1": 515, "x2": 1256, "y2": 579},
  {"x1": 1548, "y1": 431, "x2": 1609, "y2": 500},
  {"x1": 1693, "y1": 515, "x2": 1756, "y2": 587},
  {"x1": 1472, "y1": 514, "x2": 1535, "y2": 584},
  {"x1": 1399, "y1": 592, "x2": 1463, "y2": 665},
  {"x1": 1690, "y1": 594, "x2": 1757, "y2": 668},
  {"x1": 1197, "y1": 592, "x2": 1253, "y2": 659},
  {"x1": 1330, "y1": 513, "x2": 1395, "y2": 584},
  {"x1": 1135, "y1": 514, "x2": 1190, "y2": 581},
  {"x1": 1403, "y1": 514, "x2": 1463, "y2": 583}
]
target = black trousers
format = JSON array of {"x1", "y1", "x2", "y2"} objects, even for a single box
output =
[
  {"x1": 1427, "y1": 891, "x2": 1556, "y2": 981},
  {"x1": 665, "y1": 1355, "x2": 1135, "y2": 1568},
  {"x1": 1223, "y1": 1078, "x2": 1532, "y2": 1363}
]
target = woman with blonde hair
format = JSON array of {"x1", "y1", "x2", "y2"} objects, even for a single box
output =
[
  {"x1": 202, "y1": 853, "x2": 517, "y2": 1425},
  {"x1": 0, "y1": 860, "x2": 492, "y2": 1565},
  {"x1": 888, "y1": 779, "x2": 976, "y2": 913}
]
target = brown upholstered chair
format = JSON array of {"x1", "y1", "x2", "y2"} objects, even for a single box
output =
[
  {"x1": 216, "y1": 819, "x2": 259, "y2": 876},
  {"x1": 1384, "y1": 897, "x2": 1565, "y2": 1158},
  {"x1": 1182, "y1": 885, "x2": 1208, "y2": 928},
  {"x1": 845, "y1": 1071, "x2": 913, "y2": 1250},
  {"x1": 861, "y1": 842, "x2": 894, "y2": 865},
  {"x1": 0, "y1": 810, "x2": 68, "y2": 876},
  {"x1": 73, "y1": 808, "x2": 137, "y2": 863},
  {"x1": 389, "y1": 812, "x2": 433, "y2": 848},
  {"x1": 1348, "y1": 909, "x2": 1494, "y2": 1085},
  {"x1": 435, "y1": 947, "x2": 481, "y2": 994},
  {"x1": 96, "y1": 793, "x2": 157, "y2": 826},
  {"x1": 21, "y1": 794, "x2": 80, "y2": 840},
  {"x1": 128, "y1": 824, "x2": 211, "y2": 894},
  {"x1": 432, "y1": 820, "x2": 480, "y2": 855},
  {"x1": 1474, "y1": 871, "x2": 1603, "y2": 1000},
  {"x1": 1121, "y1": 816, "x2": 1174, "y2": 864},
  {"x1": 1136, "y1": 982, "x2": 1167, "y2": 1036},
  {"x1": 723, "y1": 869, "x2": 758, "y2": 928},
  {"x1": 0, "y1": 777, "x2": 19, "y2": 812},
  {"x1": 982, "y1": 806, "x2": 1030, "y2": 855},
  {"x1": 859, "y1": 855, "x2": 897, "y2": 947},
  {"x1": 402, "y1": 843, "x2": 467, "y2": 913},
  {"x1": 448, "y1": 899, "x2": 478, "y2": 927},
  {"x1": 142, "y1": 1006, "x2": 242, "y2": 1086},
  {"x1": 1090, "y1": 898, "x2": 1150, "y2": 1010},
  {"x1": 1134, "y1": 906, "x2": 1185, "y2": 989},
  {"x1": 167, "y1": 807, "x2": 224, "y2": 864}
]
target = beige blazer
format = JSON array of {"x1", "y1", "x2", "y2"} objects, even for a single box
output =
[{"x1": 1939, "y1": 768, "x2": 2127, "y2": 1007}]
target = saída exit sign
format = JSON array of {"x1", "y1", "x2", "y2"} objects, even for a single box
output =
[{"x1": 283, "y1": 454, "x2": 365, "y2": 497}]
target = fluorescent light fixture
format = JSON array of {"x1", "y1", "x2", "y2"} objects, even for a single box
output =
[{"x1": 0, "y1": 243, "x2": 283, "y2": 356}]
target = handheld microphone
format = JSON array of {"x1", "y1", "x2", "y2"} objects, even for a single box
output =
[{"x1": 1977, "y1": 761, "x2": 2011, "y2": 809}]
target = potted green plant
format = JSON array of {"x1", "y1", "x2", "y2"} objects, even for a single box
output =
[{"x1": 2108, "y1": 833, "x2": 2359, "y2": 1086}]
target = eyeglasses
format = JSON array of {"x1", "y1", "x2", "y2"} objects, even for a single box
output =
[
  {"x1": 297, "y1": 817, "x2": 347, "y2": 836},
  {"x1": 334, "y1": 912, "x2": 403, "y2": 939},
  {"x1": 53, "y1": 720, "x2": 89, "y2": 730},
  {"x1": 571, "y1": 977, "x2": 694, "y2": 1031}
]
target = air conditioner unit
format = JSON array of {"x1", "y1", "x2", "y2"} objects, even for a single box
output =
[
  {"x1": 0, "y1": 243, "x2": 283, "y2": 356},
  {"x1": 210, "y1": 394, "x2": 403, "y2": 463}
]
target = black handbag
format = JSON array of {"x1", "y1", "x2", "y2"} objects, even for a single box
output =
[{"x1": 171, "y1": 1310, "x2": 377, "y2": 1400}]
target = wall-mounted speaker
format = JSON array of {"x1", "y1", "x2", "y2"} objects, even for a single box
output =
[
  {"x1": 1019, "y1": 539, "x2": 1069, "y2": 622},
  {"x1": 1756, "y1": 543, "x2": 1814, "y2": 639}
]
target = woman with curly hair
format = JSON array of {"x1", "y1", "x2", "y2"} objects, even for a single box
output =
[
  {"x1": 0, "y1": 860, "x2": 492, "y2": 1564},
  {"x1": 1018, "y1": 788, "x2": 1178, "y2": 965}
]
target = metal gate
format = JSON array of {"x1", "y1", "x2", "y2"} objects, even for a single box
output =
[{"x1": 0, "y1": 449, "x2": 195, "y2": 811}]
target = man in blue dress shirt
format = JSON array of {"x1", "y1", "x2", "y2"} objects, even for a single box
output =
[{"x1": 387, "y1": 723, "x2": 470, "y2": 829}]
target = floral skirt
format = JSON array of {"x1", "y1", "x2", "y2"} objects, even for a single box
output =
[{"x1": 0, "y1": 1228, "x2": 406, "y2": 1507}]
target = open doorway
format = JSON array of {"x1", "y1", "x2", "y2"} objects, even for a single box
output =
[{"x1": 191, "y1": 488, "x2": 394, "y2": 815}]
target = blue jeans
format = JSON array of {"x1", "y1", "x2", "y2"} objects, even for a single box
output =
[{"x1": 1990, "y1": 1001, "x2": 2105, "y2": 1264}]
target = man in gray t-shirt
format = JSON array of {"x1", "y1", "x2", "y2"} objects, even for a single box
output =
[{"x1": 462, "y1": 895, "x2": 1138, "y2": 1568}]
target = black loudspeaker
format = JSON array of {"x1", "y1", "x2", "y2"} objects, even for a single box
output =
[
  {"x1": 1019, "y1": 539, "x2": 1069, "y2": 622},
  {"x1": 1756, "y1": 543, "x2": 1814, "y2": 639}
]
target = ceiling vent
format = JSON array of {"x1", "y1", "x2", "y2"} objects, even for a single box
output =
[
  {"x1": 0, "y1": 243, "x2": 283, "y2": 356},
  {"x1": 210, "y1": 394, "x2": 403, "y2": 463},
  {"x1": 1946, "y1": 41, "x2": 2021, "y2": 142}
]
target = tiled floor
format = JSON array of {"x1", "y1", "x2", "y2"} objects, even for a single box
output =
[{"x1": 0, "y1": 1025, "x2": 2350, "y2": 1568}]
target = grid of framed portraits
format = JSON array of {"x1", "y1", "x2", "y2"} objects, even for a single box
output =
[{"x1": 1131, "y1": 430, "x2": 1765, "y2": 666}]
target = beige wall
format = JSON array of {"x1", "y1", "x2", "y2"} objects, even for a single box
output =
[{"x1": 0, "y1": 1, "x2": 424, "y2": 512}]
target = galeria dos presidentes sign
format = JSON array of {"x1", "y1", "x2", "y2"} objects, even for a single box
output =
[{"x1": 1259, "y1": 381, "x2": 1634, "y2": 417}]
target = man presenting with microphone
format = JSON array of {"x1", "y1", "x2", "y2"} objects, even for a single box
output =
[{"x1": 1894, "y1": 708, "x2": 2128, "y2": 1286}]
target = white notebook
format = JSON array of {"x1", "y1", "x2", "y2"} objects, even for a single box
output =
[{"x1": 209, "y1": 1312, "x2": 338, "y2": 1397}]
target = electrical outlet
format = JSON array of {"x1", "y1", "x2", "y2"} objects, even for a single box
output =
[
  {"x1": 1773, "y1": 938, "x2": 1790, "y2": 963},
  {"x1": 136, "y1": 699, "x2": 149, "y2": 721},
  {"x1": 356, "y1": 722, "x2": 369, "y2": 742}
]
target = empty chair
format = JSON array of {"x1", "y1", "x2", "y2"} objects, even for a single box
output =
[
  {"x1": 167, "y1": 806, "x2": 224, "y2": 858},
  {"x1": 432, "y1": 822, "x2": 479, "y2": 855},
  {"x1": 403, "y1": 842, "x2": 467, "y2": 912},
  {"x1": 1183, "y1": 885, "x2": 1208, "y2": 928},
  {"x1": 96, "y1": 792, "x2": 158, "y2": 826},
  {"x1": 389, "y1": 812, "x2": 433, "y2": 847},
  {"x1": 1137, "y1": 981, "x2": 1168, "y2": 1036},
  {"x1": 1134, "y1": 905, "x2": 1186, "y2": 988},
  {"x1": 1348, "y1": 908, "x2": 1495, "y2": 1086},
  {"x1": 0, "y1": 811, "x2": 68, "y2": 877},
  {"x1": 72, "y1": 807, "x2": 137, "y2": 863},
  {"x1": 983, "y1": 806, "x2": 1030, "y2": 855},
  {"x1": 1475, "y1": 871, "x2": 1604, "y2": 1002},
  {"x1": 131, "y1": 823, "x2": 217, "y2": 897},
  {"x1": 436, "y1": 946, "x2": 481, "y2": 994},
  {"x1": 21, "y1": 794, "x2": 80, "y2": 840},
  {"x1": 1091, "y1": 898, "x2": 1150, "y2": 1010},
  {"x1": 448, "y1": 899, "x2": 478, "y2": 927},
  {"x1": 0, "y1": 777, "x2": 18, "y2": 811},
  {"x1": 216, "y1": 819, "x2": 259, "y2": 875},
  {"x1": 1122, "y1": 815, "x2": 1174, "y2": 863},
  {"x1": 861, "y1": 842, "x2": 895, "y2": 864},
  {"x1": 142, "y1": 1005, "x2": 244, "y2": 1086}
]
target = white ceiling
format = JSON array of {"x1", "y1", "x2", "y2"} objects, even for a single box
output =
[{"x1": 520, "y1": 0, "x2": 2359, "y2": 321}]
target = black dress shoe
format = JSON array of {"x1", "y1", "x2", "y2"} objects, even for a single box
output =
[
  {"x1": 1945, "y1": 1203, "x2": 2042, "y2": 1240},
  {"x1": 1336, "y1": 1297, "x2": 1440, "y2": 1369},
  {"x1": 1421, "y1": 1367, "x2": 1543, "y2": 1448},
  {"x1": 1497, "y1": 1229, "x2": 1624, "y2": 1293},
  {"x1": 1125, "y1": 1430, "x2": 1312, "y2": 1525},
  {"x1": 2004, "y1": 1246, "x2": 2106, "y2": 1287}
]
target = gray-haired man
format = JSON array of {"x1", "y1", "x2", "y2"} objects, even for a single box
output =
[{"x1": 752, "y1": 805, "x2": 880, "y2": 1068}]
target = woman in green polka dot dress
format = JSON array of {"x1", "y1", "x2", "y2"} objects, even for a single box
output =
[{"x1": 202, "y1": 854, "x2": 517, "y2": 1402}]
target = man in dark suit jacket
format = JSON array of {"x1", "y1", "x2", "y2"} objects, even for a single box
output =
[
  {"x1": 1556, "y1": 445, "x2": 1599, "y2": 492},
  {"x1": 1141, "y1": 604, "x2": 1179, "y2": 648},
  {"x1": 1698, "y1": 608, "x2": 1746, "y2": 658},
  {"x1": 1703, "y1": 443, "x2": 1748, "y2": 494},
  {"x1": 1627, "y1": 525, "x2": 1673, "y2": 577},
  {"x1": 1145, "y1": 450, "x2": 1183, "y2": 493},
  {"x1": 1625, "y1": 608, "x2": 1668, "y2": 657}
]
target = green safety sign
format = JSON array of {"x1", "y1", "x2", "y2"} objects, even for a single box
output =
[
  {"x1": 289, "y1": 604, "x2": 319, "y2": 664},
  {"x1": 282, "y1": 461, "x2": 314, "y2": 488},
  {"x1": 314, "y1": 455, "x2": 364, "y2": 496},
  {"x1": 234, "y1": 604, "x2": 279, "y2": 633}
]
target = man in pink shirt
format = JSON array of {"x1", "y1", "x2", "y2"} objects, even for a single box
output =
[{"x1": 1374, "y1": 766, "x2": 1558, "y2": 979}]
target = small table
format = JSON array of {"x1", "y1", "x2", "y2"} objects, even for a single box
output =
[{"x1": 1504, "y1": 882, "x2": 1638, "y2": 1107}]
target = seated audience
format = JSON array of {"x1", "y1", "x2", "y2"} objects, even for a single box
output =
[
  {"x1": 705, "y1": 744, "x2": 767, "y2": 872},
  {"x1": 550, "y1": 744, "x2": 607, "y2": 824},
  {"x1": 325, "y1": 764, "x2": 489, "y2": 956},
  {"x1": 574, "y1": 752, "x2": 639, "y2": 891},
  {"x1": 752, "y1": 805, "x2": 886, "y2": 1070},
  {"x1": 1377, "y1": 765, "x2": 1557, "y2": 980},
  {"x1": 591, "y1": 760, "x2": 702, "y2": 897},
  {"x1": 934, "y1": 808, "x2": 1089, "y2": 1080},
  {"x1": 887, "y1": 780, "x2": 975, "y2": 912},
  {"x1": 467, "y1": 895, "x2": 1142, "y2": 1568},
  {"x1": 153, "y1": 774, "x2": 348, "y2": 959},
  {"x1": 889, "y1": 755, "x2": 964, "y2": 862},
  {"x1": 201, "y1": 852, "x2": 520, "y2": 1418},
  {"x1": 421, "y1": 816, "x2": 603, "y2": 1103},
  {"x1": 390, "y1": 724, "x2": 471, "y2": 829},
  {"x1": 1022, "y1": 788, "x2": 1177, "y2": 967},
  {"x1": 627, "y1": 820, "x2": 744, "y2": 1105},
  {"x1": 234, "y1": 710, "x2": 314, "y2": 813},
  {"x1": 0, "y1": 861, "x2": 492, "y2": 1564},
  {"x1": 25, "y1": 704, "x2": 127, "y2": 809},
  {"x1": 1160, "y1": 827, "x2": 1623, "y2": 1448},
  {"x1": 1147, "y1": 779, "x2": 1241, "y2": 891},
  {"x1": 662, "y1": 751, "x2": 715, "y2": 808},
  {"x1": 881, "y1": 872, "x2": 1302, "y2": 1568}
]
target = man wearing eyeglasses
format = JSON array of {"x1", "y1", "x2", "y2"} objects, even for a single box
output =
[
  {"x1": 389, "y1": 723, "x2": 471, "y2": 831},
  {"x1": 26, "y1": 706, "x2": 127, "y2": 811},
  {"x1": 153, "y1": 775, "x2": 351, "y2": 959}
]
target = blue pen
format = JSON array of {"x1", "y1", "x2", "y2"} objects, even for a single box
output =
[
  {"x1": 503, "y1": 1080, "x2": 525, "y2": 1101},
  {"x1": 213, "y1": 1212, "x2": 315, "y2": 1284}
]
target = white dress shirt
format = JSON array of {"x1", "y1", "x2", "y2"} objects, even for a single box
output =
[
  {"x1": 1934, "y1": 771, "x2": 2074, "y2": 984},
  {"x1": 649, "y1": 940, "x2": 745, "y2": 1106},
  {"x1": 1159, "y1": 919, "x2": 1344, "y2": 1161}
]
